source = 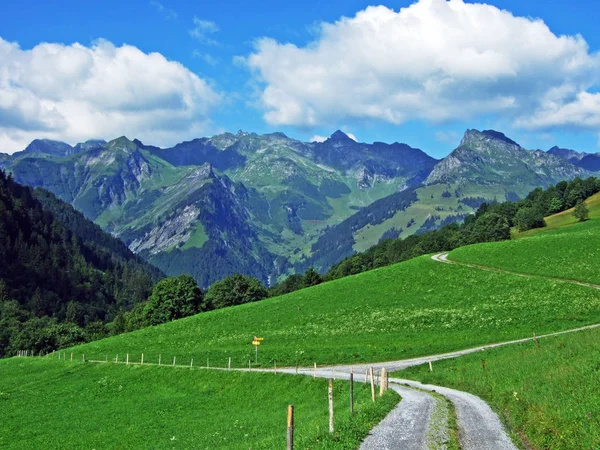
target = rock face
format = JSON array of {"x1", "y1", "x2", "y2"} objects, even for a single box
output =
[{"x1": 425, "y1": 130, "x2": 588, "y2": 187}]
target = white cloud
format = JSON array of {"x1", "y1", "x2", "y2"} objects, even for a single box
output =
[
  {"x1": 516, "y1": 91, "x2": 600, "y2": 129},
  {"x1": 245, "y1": 0, "x2": 600, "y2": 131},
  {"x1": 345, "y1": 132, "x2": 357, "y2": 142},
  {"x1": 192, "y1": 50, "x2": 219, "y2": 66},
  {"x1": 190, "y1": 18, "x2": 219, "y2": 46},
  {"x1": 435, "y1": 130, "x2": 460, "y2": 143},
  {"x1": 0, "y1": 37, "x2": 221, "y2": 153},
  {"x1": 150, "y1": 1, "x2": 177, "y2": 20}
]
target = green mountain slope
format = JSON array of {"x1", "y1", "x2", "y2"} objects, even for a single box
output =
[
  {"x1": 1, "y1": 129, "x2": 590, "y2": 285},
  {"x1": 451, "y1": 213, "x2": 600, "y2": 285},
  {"x1": 0, "y1": 170, "x2": 161, "y2": 356}
]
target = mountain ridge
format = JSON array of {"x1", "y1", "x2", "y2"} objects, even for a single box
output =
[{"x1": 1, "y1": 128, "x2": 594, "y2": 286}]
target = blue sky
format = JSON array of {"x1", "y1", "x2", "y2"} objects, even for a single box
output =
[{"x1": 1, "y1": 0, "x2": 599, "y2": 157}]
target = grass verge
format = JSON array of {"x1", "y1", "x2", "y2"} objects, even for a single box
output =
[{"x1": 396, "y1": 327, "x2": 600, "y2": 450}]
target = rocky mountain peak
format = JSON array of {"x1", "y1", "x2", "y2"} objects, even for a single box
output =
[
  {"x1": 460, "y1": 129, "x2": 521, "y2": 150},
  {"x1": 107, "y1": 136, "x2": 138, "y2": 152},
  {"x1": 23, "y1": 139, "x2": 74, "y2": 156},
  {"x1": 328, "y1": 130, "x2": 354, "y2": 142}
]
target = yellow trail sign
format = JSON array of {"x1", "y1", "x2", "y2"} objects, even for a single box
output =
[{"x1": 252, "y1": 341, "x2": 261, "y2": 346}]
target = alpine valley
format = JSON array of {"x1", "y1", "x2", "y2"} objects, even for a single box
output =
[{"x1": 0, "y1": 129, "x2": 594, "y2": 287}]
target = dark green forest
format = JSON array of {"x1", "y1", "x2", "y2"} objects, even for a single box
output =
[{"x1": 0, "y1": 170, "x2": 162, "y2": 357}]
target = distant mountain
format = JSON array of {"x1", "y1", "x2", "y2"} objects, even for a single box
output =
[
  {"x1": 0, "y1": 169, "x2": 162, "y2": 356},
  {"x1": 9, "y1": 139, "x2": 106, "y2": 158},
  {"x1": 426, "y1": 130, "x2": 587, "y2": 186},
  {"x1": 0, "y1": 128, "x2": 590, "y2": 284},
  {"x1": 547, "y1": 146, "x2": 600, "y2": 172}
]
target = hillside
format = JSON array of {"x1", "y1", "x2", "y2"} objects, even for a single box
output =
[
  {"x1": 65, "y1": 252, "x2": 600, "y2": 367},
  {"x1": 450, "y1": 208, "x2": 600, "y2": 285},
  {"x1": 1, "y1": 129, "x2": 591, "y2": 284},
  {"x1": 0, "y1": 170, "x2": 161, "y2": 357},
  {"x1": 515, "y1": 190, "x2": 600, "y2": 238}
]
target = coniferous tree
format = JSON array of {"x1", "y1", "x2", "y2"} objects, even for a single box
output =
[{"x1": 573, "y1": 200, "x2": 589, "y2": 222}]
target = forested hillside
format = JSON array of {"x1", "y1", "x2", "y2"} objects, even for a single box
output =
[{"x1": 0, "y1": 170, "x2": 162, "y2": 356}]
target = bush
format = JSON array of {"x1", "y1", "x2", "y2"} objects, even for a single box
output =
[
  {"x1": 143, "y1": 275, "x2": 204, "y2": 326},
  {"x1": 205, "y1": 274, "x2": 268, "y2": 310}
]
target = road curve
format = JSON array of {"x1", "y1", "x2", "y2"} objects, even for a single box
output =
[
  {"x1": 432, "y1": 251, "x2": 600, "y2": 289},
  {"x1": 392, "y1": 378, "x2": 517, "y2": 450},
  {"x1": 277, "y1": 368, "x2": 442, "y2": 450}
]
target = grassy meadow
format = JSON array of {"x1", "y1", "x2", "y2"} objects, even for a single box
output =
[
  {"x1": 451, "y1": 216, "x2": 600, "y2": 285},
  {"x1": 65, "y1": 255, "x2": 600, "y2": 368},
  {"x1": 397, "y1": 327, "x2": 600, "y2": 450},
  {"x1": 0, "y1": 358, "x2": 398, "y2": 449}
]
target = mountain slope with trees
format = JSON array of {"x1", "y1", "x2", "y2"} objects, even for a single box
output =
[{"x1": 0, "y1": 170, "x2": 162, "y2": 357}]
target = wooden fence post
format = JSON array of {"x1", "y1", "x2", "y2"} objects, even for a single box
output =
[
  {"x1": 313, "y1": 362, "x2": 316, "y2": 379},
  {"x1": 328, "y1": 379, "x2": 334, "y2": 434},
  {"x1": 126, "y1": 354, "x2": 129, "y2": 365},
  {"x1": 369, "y1": 367, "x2": 376, "y2": 403},
  {"x1": 141, "y1": 353, "x2": 144, "y2": 365},
  {"x1": 274, "y1": 360, "x2": 277, "y2": 375},
  {"x1": 70, "y1": 352, "x2": 73, "y2": 361},
  {"x1": 190, "y1": 359, "x2": 194, "y2": 368},
  {"x1": 173, "y1": 356, "x2": 176, "y2": 367},
  {"x1": 350, "y1": 370, "x2": 354, "y2": 415},
  {"x1": 116, "y1": 354, "x2": 118, "y2": 363},
  {"x1": 82, "y1": 354, "x2": 85, "y2": 362},
  {"x1": 158, "y1": 354, "x2": 161, "y2": 366},
  {"x1": 228, "y1": 357, "x2": 231, "y2": 370},
  {"x1": 379, "y1": 368, "x2": 387, "y2": 397},
  {"x1": 429, "y1": 361, "x2": 433, "y2": 372},
  {"x1": 287, "y1": 405, "x2": 294, "y2": 450}
]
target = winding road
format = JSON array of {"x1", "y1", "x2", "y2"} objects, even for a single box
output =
[{"x1": 281, "y1": 252, "x2": 600, "y2": 449}]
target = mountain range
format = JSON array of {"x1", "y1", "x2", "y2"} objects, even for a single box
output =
[{"x1": 0, "y1": 129, "x2": 594, "y2": 287}]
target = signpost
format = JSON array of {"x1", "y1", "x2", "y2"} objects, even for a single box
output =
[{"x1": 252, "y1": 336, "x2": 264, "y2": 364}]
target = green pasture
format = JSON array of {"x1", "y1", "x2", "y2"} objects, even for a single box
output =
[{"x1": 0, "y1": 358, "x2": 397, "y2": 449}]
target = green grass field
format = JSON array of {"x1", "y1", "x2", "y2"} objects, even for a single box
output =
[
  {"x1": 65, "y1": 254, "x2": 600, "y2": 368},
  {"x1": 451, "y1": 216, "x2": 600, "y2": 285},
  {"x1": 398, "y1": 327, "x2": 600, "y2": 450},
  {"x1": 0, "y1": 358, "x2": 398, "y2": 449}
]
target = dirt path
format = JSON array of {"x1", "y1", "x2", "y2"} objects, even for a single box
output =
[{"x1": 431, "y1": 251, "x2": 600, "y2": 290}]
